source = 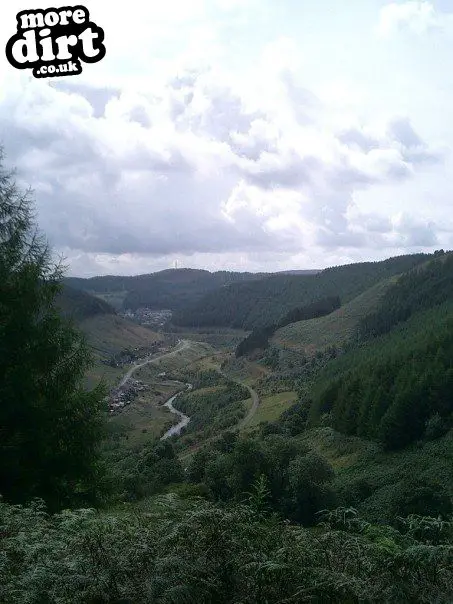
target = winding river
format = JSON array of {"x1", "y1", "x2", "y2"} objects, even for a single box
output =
[{"x1": 160, "y1": 382, "x2": 193, "y2": 440}]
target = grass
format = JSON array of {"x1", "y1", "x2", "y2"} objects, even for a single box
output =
[
  {"x1": 108, "y1": 382, "x2": 182, "y2": 447},
  {"x1": 296, "y1": 427, "x2": 379, "y2": 470},
  {"x1": 221, "y1": 356, "x2": 271, "y2": 385},
  {"x1": 79, "y1": 314, "x2": 164, "y2": 388},
  {"x1": 81, "y1": 314, "x2": 163, "y2": 356},
  {"x1": 273, "y1": 277, "x2": 396, "y2": 355},
  {"x1": 148, "y1": 341, "x2": 215, "y2": 372},
  {"x1": 243, "y1": 391, "x2": 297, "y2": 432},
  {"x1": 172, "y1": 329, "x2": 248, "y2": 350}
]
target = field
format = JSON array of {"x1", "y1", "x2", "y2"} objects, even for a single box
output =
[
  {"x1": 81, "y1": 314, "x2": 163, "y2": 356},
  {"x1": 221, "y1": 356, "x2": 271, "y2": 386},
  {"x1": 108, "y1": 381, "x2": 182, "y2": 447},
  {"x1": 273, "y1": 277, "x2": 396, "y2": 354},
  {"x1": 172, "y1": 329, "x2": 248, "y2": 350},
  {"x1": 242, "y1": 391, "x2": 297, "y2": 432}
]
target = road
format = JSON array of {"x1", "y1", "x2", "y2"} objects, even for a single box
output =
[
  {"x1": 218, "y1": 368, "x2": 260, "y2": 429},
  {"x1": 117, "y1": 342, "x2": 260, "y2": 443},
  {"x1": 238, "y1": 383, "x2": 260, "y2": 429},
  {"x1": 118, "y1": 339, "x2": 190, "y2": 388}
]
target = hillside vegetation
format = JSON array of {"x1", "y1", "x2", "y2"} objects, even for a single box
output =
[
  {"x1": 307, "y1": 254, "x2": 453, "y2": 450},
  {"x1": 56, "y1": 285, "x2": 163, "y2": 388},
  {"x1": 173, "y1": 253, "x2": 429, "y2": 329},
  {"x1": 56, "y1": 284, "x2": 116, "y2": 321},
  {"x1": 65, "y1": 268, "x2": 269, "y2": 311},
  {"x1": 273, "y1": 276, "x2": 395, "y2": 354}
]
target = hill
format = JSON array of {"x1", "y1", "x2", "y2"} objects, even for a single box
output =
[
  {"x1": 56, "y1": 284, "x2": 117, "y2": 321},
  {"x1": 273, "y1": 276, "x2": 396, "y2": 355},
  {"x1": 64, "y1": 268, "x2": 271, "y2": 312},
  {"x1": 305, "y1": 253, "x2": 453, "y2": 450},
  {"x1": 56, "y1": 285, "x2": 163, "y2": 388},
  {"x1": 173, "y1": 253, "x2": 430, "y2": 330}
]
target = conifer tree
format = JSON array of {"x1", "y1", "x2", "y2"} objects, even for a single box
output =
[{"x1": 0, "y1": 147, "x2": 105, "y2": 511}]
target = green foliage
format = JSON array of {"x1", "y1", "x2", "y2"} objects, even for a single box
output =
[
  {"x1": 359, "y1": 252, "x2": 453, "y2": 340},
  {"x1": 0, "y1": 149, "x2": 106, "y2": 511},
  {"x1": 65, "y1": 268, "x2": 269, "y2": 312},
  {"x1": 55, "y1": 284, "x2": 116, "y2": 321},
  {"x1": 1, "y1": 496, "x2": 452, "y2": 603},
  {"x1": 174, "y1": 253, "x2": 429, "y2": 329},
  {"x1": 187, "y1": 435, "x2": 337, "y2": 526},
  {"x1": 235, "y1": 296, "x2": 341, "y2": 358},
  {"x1": 309, "y1": 302, "x2": 453, "y2": 449},
  {"x1": 397, "y1": 514, "x2": 453, "y2": 545},
  {"x1": 103, "y1": 439, "x2": 183, "y2": 502},
  {"x1": 176, "y1": 381, "x2": 249, "y2": 435}
]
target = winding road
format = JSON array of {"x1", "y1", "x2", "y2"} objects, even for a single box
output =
[
  {"x1": 117, "y1": 340, "x2": 260, "y2": 441},
  {"x1": 118, "y1": 339, "x2": 190, "y2": 388}
]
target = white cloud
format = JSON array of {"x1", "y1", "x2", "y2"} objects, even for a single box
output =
[
  {"x1": 0, "y1": 1, "x2": 450, "y2": 276},
  {"x1": 377, "y1": 1, "x2": 443, "y2": 37}
]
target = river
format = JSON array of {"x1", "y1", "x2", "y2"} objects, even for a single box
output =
[{"x1": 160, "y1": 382, "x2": 193, "y2": 440}]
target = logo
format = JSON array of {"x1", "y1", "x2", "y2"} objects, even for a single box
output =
[{"x1": 5, "y1": 5, "x2": 106, "y2": 78}]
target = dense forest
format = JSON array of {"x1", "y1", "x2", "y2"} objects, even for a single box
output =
[
  {"x1": 308, "y1": 256, "x2": 453, "y2": 450},
  {"x1": 172, "y1": 254, "x2": 429, "y2": 329},
  {"x1": 235, "y1": 295, "x2": 341, "y2": 357},
  {"x1": 358, "y1": 250, "x2": 453, "y2": 339},
  {"x1": 2, "y1": 145, "x2": 453, "y2": 603},
  {"x1": 65, "y1": 269, "x2": 270, "y2": 311},
  {"x1": 56, "y1": 284, "x2": 117, "y2": 321}
]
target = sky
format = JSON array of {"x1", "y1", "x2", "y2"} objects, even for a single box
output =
[{"x1": 1, "y1": 0, "x2": 452, "y2": 277}]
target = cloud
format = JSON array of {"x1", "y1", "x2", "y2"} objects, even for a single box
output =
[
  {"x1": 377, "y1": 1, "x2": 444, "y2": 37},
  {"x1": 0, "y1": 61, "x2": 444, "y2": 269},
  {"x1": 0, "y1": 3, "x2": 449, "y2": 276}
]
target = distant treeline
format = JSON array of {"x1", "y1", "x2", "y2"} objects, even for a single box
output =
[
  {"x1": 65, "y1": 269, "x2": 270, "y2": 312},
  {"x1": 173, "y1": 254, "x2": 430, "y2": 330},
  {"x1": 236, "y1": 296, "x2": 341, "y2": 358}
]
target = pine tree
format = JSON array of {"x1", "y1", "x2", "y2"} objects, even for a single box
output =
[{"x1": 0, "y1": 147, "x2": 106, "y2": 511}]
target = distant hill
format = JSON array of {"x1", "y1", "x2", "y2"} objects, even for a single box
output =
[
  {"x1": 56, "y1": 284, "x2": 117, "y2": 322},
  {"x1": 173, "y1": 254, "x2": 431, "y2": 330},
  {"x1": 275, "y1": 269, "x2": 321, "y2": 275},
  {"x1": 64, "y1": 268, "x2": 271, "y2": 312}
]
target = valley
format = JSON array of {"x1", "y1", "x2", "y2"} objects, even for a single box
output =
[
  {"x1": 63, "y1": 251, "x2": 452, "y2": 527},
  {"x1": 5, "y1": 243, "x2": 453, "y2": 603}
]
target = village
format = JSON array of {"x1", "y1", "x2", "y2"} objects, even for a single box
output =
[
  {"x1": 108, "y1": 378, "x2": 149, "y2": 414},
  {"x1": 120, "y1": 308, "x2": 172, "y2": 328}
]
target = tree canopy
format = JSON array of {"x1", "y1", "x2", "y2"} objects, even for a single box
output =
[{"x1": 0, "y1": 148, "x2": 105, "y2": 511}]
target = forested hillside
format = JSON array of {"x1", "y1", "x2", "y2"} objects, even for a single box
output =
[
  {"x1": 173, "y1": 253, "x2": 430, "y2": 329},
  {"x1": 235, "y1": 296, "x2": 341, "y2": 358},
  {"x1": 65, "y1": 268, "x2": 270, "y2": 311},
  {"x1": 56, "y1": 284, "x2": 117, "y2": 321},
  {"x1": 358, "y1": 249, "x2": 453, "y2": 339},
  {"x1": 307, "y1": 254, "x2": 453, "y2": 450}
]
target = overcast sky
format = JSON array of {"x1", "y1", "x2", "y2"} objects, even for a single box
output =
[{"x1": 1, "y1": 0, "x2": 452, "y2": 276}]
